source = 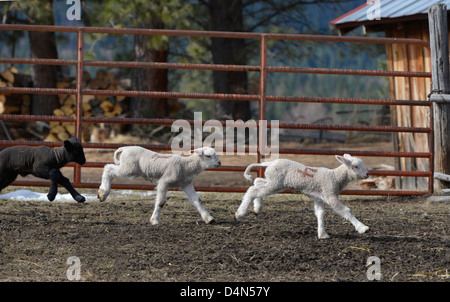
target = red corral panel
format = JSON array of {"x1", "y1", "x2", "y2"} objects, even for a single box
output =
[{"x1": 0, "y1": 24, "x2": 433, "y2": 196}]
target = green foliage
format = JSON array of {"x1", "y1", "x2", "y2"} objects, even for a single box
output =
[
  {"x1": 89, "y1": 0, "x2": 192, "y2": 51},
  {"x1": 3, "y1": 0, "x2": 54, "y2": 24}
]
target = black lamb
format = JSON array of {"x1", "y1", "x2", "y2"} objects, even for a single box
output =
[{"x1": 0, "y1": 136, "x2": 86, "y2": 202}]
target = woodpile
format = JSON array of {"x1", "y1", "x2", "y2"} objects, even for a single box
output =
[
  {"x1": 359, "y1": 164, "x2": 395, "y2": 190},
  {"x1": 0, "y1": 66, "x2": 31, "y2": 115},
  {"x1": 1, "y1": 66, "x2": 182, "y2": 143},
  {"x1": 0, "y1": 66, "x2": 132, "y2": 142},
  {"x1": 45, "y1": 69, "x2": 130, "y2": 142}
]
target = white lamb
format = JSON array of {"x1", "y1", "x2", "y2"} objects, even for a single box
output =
[
  {"x1": 98, "y1": 146, "x2": 221, "y2": 225},
  {"x1": 235, "y1": 154, "x2": 370, "y2": 239}
]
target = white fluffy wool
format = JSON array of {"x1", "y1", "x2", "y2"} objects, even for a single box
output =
[
  {"x1": 98, "y1": 146, "x2": 221, "y2": 225},
  {"x1": 236, "y1": 154, "x2": 370, "y2": 239}
]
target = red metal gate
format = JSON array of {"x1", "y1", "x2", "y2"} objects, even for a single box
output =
[{"x1": 0, "y1": 24, "x2": 434, "y2": 196}]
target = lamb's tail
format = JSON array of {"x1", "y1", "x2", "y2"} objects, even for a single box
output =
[
  {"x1": 244, "y1": 162, "x2": 271, "y2": 182},
  {"x1": 113, "y1": 147, "x2": 126, "y2": 165}
]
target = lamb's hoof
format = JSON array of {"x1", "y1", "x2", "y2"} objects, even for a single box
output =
[
  {"x1": 150, "y1": 218, "x2": 160, "y2": 225},
  {"x1": 318, "y1": 233, "x2": 330, "y2": 239},
  {"x1": 75, "y1": 195, "x2": 86, "y2": 203},
  {"x1": 47, "y1": 193, "x2": 56, "y2": 202},
  {"x1": 97, "y1": 190, "x2": 105, "y2": 202},
  {"x1": 254, "y1": 206, "x2": 263, "y2": 215},
  {"x1": 205, "y1": 217, "x2": 216, "y2": 224},
  {"x1": 357, "y1": 225, "x2": 369, "y2": 234},
  {"x1": 234, "y1": 212, "x2": 244, "y2": 220}
]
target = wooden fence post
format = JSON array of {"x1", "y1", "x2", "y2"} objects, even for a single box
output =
[{"x1": 428, "y1": 4, "x2": 450, "y2": 192}]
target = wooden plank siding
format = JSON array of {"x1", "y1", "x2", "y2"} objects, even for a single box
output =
[{"x1": 385, "y1": 21, "x2": 432, "y2": 189}]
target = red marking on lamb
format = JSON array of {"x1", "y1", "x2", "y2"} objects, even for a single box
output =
[{"x1": 297, "y1": 167, "x2": 318, "y2": 178}]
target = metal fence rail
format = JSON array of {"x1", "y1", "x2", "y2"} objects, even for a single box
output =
[{"x1": 0, "y1": 24, "x2": 434, "y2": 196}]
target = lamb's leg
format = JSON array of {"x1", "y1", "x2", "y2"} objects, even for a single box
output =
[
  {"x1": 58, "y1": 174, "x2": 85, "y2": 203},
  {"x1": 149, "y1": 181, "x2": 169, "y2": 225},
  {"x1": 253, "y1": 197, "x2": 264, "y2": 214},
  {"x1": 252, "y1": 178, "x2": 267, "y2": 214},
  {"x1": 47, "y1": 169, "x2": 61, "y2": 201},
  {"x1": 182, "y1": 183, "x2": 215, "y2": 224},
  {"x1": 312, "y1": 198, "x2": 329, "y2": 239},
  {"x1": 98, "y1": 163, "x2": 117, "y2": 202},
  {"x1": 326, "y1": 196, "x2": 369, "y2": 234},
  {"x1": 0, "y1": 172, "x2": 18, "y2": 192},
  {"x1": 235, "y1": 180, "x2": 281, "y2": 219},
  {"x1": 235, "y1": 186, "x2": 257, "y2": 219},
  {"x1": 32, "y1": 167, "x2": 59, "y2": 201}
]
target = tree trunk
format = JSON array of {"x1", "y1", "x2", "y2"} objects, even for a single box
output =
[
  {"x1": 209, "y1": 0, "x2": 251, "y2": 121},
  {"x1": 130, "y1": 29, "x2": 170, "y2": 119},
  {"x1": 28, "y1": 7, "x2": 60, "y2": 116}
]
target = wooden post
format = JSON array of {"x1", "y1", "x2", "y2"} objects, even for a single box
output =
[
  {"x1": 428, "y1": 4, "x2": 450, "y2": 192},
  {"x1": 258, "y1": 34, "x2": 267, "y2": 178}
]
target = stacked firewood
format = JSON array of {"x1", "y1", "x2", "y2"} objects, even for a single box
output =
[
  {"x1": 45, "y1": 69, "x2": 129, "y2": 142},
  {"x1": 359, "y1": 164, "x2": 395, "y2": 190},
  {"x1": 1, "y1": 66, "x2": 183, "y2": 143},
  {"x1": 0, "y1": 66, "x2": 32, "y2": 115}
]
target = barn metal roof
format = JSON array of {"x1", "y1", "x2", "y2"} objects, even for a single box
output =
[{"x1": 330, "y1": 0, "x2": 450, "y2": 33}]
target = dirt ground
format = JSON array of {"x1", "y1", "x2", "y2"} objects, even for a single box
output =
[
  {"x1": 0, "y1": 141, "x2": 448, "y2": 282},
  {"x1": 0, "y1": 190, "x2": 448, "y2": 282}
]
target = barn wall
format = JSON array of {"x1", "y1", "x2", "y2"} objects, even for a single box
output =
[{"x1": 385, "y1": 20, "x2": 432, "y2": 189}]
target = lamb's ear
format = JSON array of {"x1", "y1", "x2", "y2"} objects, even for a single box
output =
[
  {"x1": 192, "y1": 148, "x2": 203, "y2": 156},
  {"x1": 63, "y1": 139, "x2": 73, "y2": 150},
  {"x1": 343, "y1": 153, "x2": 353, "y2": 160},
  {"x1": 335, "y1": 154, "x2": 351, "y2": 166},
  {"x1": 69, "y1": 136, "x2": 79, "y2": 144},
  {"x1": 64, "y1": 136, "x2": 79, "y2": 150}
]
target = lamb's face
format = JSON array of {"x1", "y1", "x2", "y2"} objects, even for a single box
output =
[
  {"x1": 350, "y1": 157, "x2": 369, "y2": 179},
  {"x1": 194, "y1": 147, "x2": 221, "y2": 168},
  {"x1": 64, "y1": 136, "x2": 86, "y2": 165},
  {"x1": 336, "y1": 154, "x2": 369, "y2": 179}
]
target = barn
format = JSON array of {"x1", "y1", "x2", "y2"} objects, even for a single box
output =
[{"x1": 330, "y1": 0, "x2": 450, "y2": 190}]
